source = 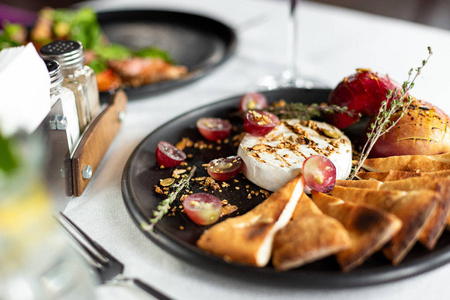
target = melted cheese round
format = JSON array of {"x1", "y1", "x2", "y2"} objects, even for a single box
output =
[{"x1": 237, "y1": 119, "x2": 352, "y2": 192}]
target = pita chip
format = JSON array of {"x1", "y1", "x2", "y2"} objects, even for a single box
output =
[
  {"x1": 330, "y1": 186, "x2": 437, "y2": 264},
  {"x1": 336, "y1": 177, "x2": 450, "y2": 249},
  {"x1": 356, "y1": 169, "x2": 450, "y2": 181},
  {"x1": 311, "y1": 191, "x2": 401, "y2": 271},
  {"x1": 197, "y1": 175, "x2": 305, "y2": 267},
  {"x1": 362, "y1": 152, "x2": 450, "y2": 172},
  {"x1": 272, "y1": 193, "x2": 351, "y2": 271}
]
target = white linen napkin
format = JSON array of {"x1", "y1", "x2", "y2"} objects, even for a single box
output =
[{"x1": 0, "y1": 43, "x2": 51, "y2": 136}]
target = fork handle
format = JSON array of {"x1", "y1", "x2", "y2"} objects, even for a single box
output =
[
  {"x1": 111, "y1": 276, "x2": 172, "y2": 300},
  {"x1": 131, "y1": 278, "x2": 172, "y2": 300}
]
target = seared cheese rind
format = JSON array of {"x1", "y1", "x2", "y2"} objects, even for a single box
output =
[{"x1": 238, "y1": 119, "x2": 352, "y2": 192}]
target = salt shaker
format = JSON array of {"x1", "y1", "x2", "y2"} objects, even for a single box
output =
[
  {"x1": 44, "y1": 59, "x2": 80, "y2": 153},
  {"x1": 40, "y1": 40, "x2": 100, "y2": 133}
]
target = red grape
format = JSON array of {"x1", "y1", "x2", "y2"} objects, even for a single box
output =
[
  {"x1": 182, "y1": 193, "x2": 222, "y2": 225},
  {"x1": 302, "y1": 155, "x2": 336, "y2": 193},
  {"x1": 155, "y1": 141, "x2": 186, "y2": 167},
  {"x1": 206, "y1": 156, "x2": 244, "y2": 181},
  {"x1": 197, "y1": 117, "x2": 232, "y2": 141},
  {"x1": 239, "y1": 93, "x2": 268, "y2": 112},
  {"x1": 243, "y1": 110, "x2": 279, "y2": 136}
]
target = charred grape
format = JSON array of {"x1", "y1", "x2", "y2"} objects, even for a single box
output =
[
  {"x1": 206, "y1": 156, "x2": 244, "y2": 181},
  {"x1": 197, "y1": 117, "x2": 232, "y2": 141},
  {"x1": 182, "y1": 193, "x2": 222, "y2": 225},
  {"x1": 155, "y1": 141, "x2": 186, "y2": 167},
  {"x1": 243, "y1": 110, "x2": 279, "y2": 136},
  {"x1": 302, "y1": 155, "x2": 336, "y2": 193},
  {"x1": 239, "y1": 92, "x2": 268, "y2": 112}
]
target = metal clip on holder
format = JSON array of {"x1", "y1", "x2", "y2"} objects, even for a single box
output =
[{"x1": 41, "y1": 90, "x2": 127, "y2": 211}]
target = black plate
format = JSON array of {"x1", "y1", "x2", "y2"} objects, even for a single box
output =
[
  {"x1": 97, "y1": 10, "x2": 237, "y2": 100},
  {"x1": 121, "y1": 88, "x2": 450, "y2": 288}
]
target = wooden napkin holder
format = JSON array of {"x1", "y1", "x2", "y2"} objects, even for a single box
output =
[{"x1": 42, "y1": 90, "x2": 127, "y2": 209}]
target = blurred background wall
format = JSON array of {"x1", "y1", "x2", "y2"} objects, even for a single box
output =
[
  {"x1": 312, "y1": 0, "x2": 450, "y2": 30},
  {"x1": 1, "y1": 0, "x2": 450, "y2": 30}
]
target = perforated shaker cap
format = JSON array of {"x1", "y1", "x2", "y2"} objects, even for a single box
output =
[
  {"x1": 40, "y1": 40, "x2": 85, "y2": 68},
  {"x1": 44, "y1": 59, "x2": 63, "y2": 90}
]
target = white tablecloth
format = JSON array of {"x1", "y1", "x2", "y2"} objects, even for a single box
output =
[{"x1": 64, "y1": 0, "x2": 450, "y2": 299}]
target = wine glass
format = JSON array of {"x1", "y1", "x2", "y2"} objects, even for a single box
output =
[{"x1": 255, "y1": 0, "x2": 316, "y2": 90}]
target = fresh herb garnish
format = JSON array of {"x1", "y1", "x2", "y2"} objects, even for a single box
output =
[
  {"x1": 349, "y1": 47, "x2": 433, "y2": 179},
  {"x1": 87, "y1": 58, "x2": 108, "y2": 73},
  {"x1": 0, "y1": 22, "x2": 25, "y2": 50},
  {"x1": 141, "y1": 166, "x2": 197, "y2": 232},
  {"x1": 64, "y1": 7, "x2": 103, "y2": 50},
  {"x1": 135, "y1": 47, "x2": 175, "y2": 64},
  {"x1": 94, "y1": 43, "x2": 133, "y2": 61},
  {"x1": 266, "y1": 101, "x2": 360, "y2": 121}
]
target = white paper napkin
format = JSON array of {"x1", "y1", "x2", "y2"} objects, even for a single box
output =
[{"x1": 0, "y1": 43, "x2": 51, "y2": 136}]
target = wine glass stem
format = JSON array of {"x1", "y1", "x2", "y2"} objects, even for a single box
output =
[{"x1": 284, "y1": 0, "x2": 298, "y2": 84}]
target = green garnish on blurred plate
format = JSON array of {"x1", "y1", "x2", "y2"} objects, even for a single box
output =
[
  {"x1": 0, "y1": 7, "x2": 175, "y2": 68},
  {"x1": 0, "y1": 131, "x2": 18, "y2": 174}
]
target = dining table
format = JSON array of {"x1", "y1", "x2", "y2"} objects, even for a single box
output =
[{"x1": 60, "y1": 0, "x2": 450, "y2": 299}]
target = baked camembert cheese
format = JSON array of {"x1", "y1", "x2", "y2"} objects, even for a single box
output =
[{"x1": 237, "y1": 119, "x2": 352, "y2": 191}]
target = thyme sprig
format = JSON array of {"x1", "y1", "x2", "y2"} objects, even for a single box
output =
[
  {"x1": 349, "y1": 47, "x2": 433, "y2": 179},
  {"x1": 266, "y1": 102, "x2": 360, "y2": 121},
  {"x1": 141, "y1": 165, "x2": 197, "y2": 232}
]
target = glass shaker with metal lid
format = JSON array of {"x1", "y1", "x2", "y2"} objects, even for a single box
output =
[
  {"x1": 44, "y1": 59, "x2": 80, "y2": 153},
  {"x1": 40, "y1": 40, "x2": 100, "y2": 133}
]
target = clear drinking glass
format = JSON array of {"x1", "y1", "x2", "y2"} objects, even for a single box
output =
[
  {"x1": 255, "y1": 0, "x2": 316, "y2": 90},
  {"x1": 0, "y1": 133, "x2": 97, "y2": 300}
]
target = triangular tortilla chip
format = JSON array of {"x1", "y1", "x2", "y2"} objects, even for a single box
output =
[
  {"x1": 311, "y1": 191, "x2": 402, "y2": 271},
  {"x1": 272, "y1": 193, "x2": 351, "y2": 271},
  {"x1": 357, "y1": 169, "x2": 450, "y2": 181},
  {"x1": 363, "y1": 152, "x2": 450, "y2": 172},
  {"x1": 335, "y1": 177, "x2": 450, "y2": 250},
  {"x1": 197, "y1": 175, "x2": 305, "y2": 267},
  {"x1": 330, "y1": 186, "x2": 437, "y2": 264}
]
